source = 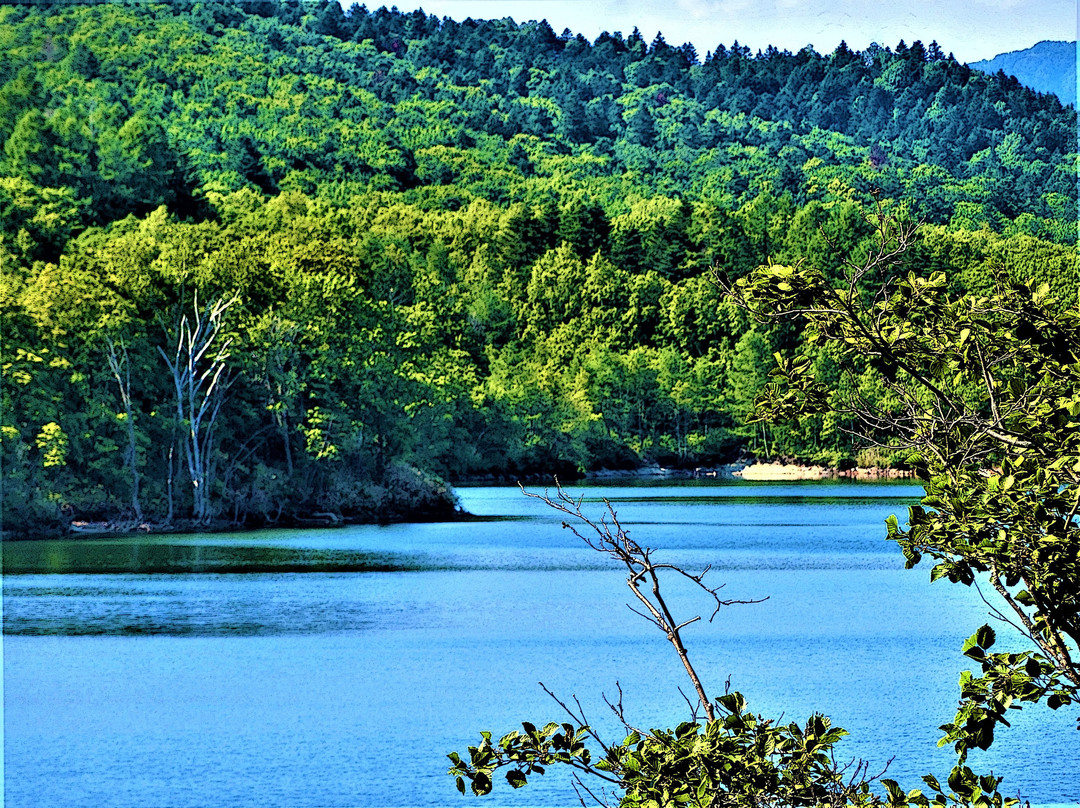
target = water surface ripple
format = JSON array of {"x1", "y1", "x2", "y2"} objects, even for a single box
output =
[{"x1": 3, "y1": 481, "x2": 1075, "y2": 806}]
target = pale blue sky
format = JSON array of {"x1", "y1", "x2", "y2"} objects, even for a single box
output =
[{"x1": 353, "y1": 0, "x2": 1077, "y2": 63}]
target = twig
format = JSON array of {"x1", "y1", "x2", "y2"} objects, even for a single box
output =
[{"x1": 524, "y1": 481, "x2": 765, "y2": 721}]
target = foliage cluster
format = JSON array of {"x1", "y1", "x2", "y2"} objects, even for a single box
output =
[{"x1": 736, "y1": 212, "x2": 1080, "y2": 797}]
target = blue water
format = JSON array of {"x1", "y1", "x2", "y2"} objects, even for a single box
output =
[{"x1": 3, "y1": 481, "x2": 1077, "y2": 806}]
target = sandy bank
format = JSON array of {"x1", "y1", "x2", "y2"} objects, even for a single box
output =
[
  {"x1": 734, "y1": 463, "x2": 917, "y2": 480},
  {"x1": 582, "y1": 462, "x2": 917, "y2": 481}
]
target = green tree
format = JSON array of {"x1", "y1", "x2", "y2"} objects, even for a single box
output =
[
  {"x1": 727, "y1": 328, "x2": 774, "y2": 456},
  {"x1": 731, "y1": 210, "x2": 1080, "y2": 766}
]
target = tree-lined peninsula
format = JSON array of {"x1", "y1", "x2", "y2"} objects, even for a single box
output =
[{"x1": 2, "y1": 0, "x2": 1077, "y2": 534}]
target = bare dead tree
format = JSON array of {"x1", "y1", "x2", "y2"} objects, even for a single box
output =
[
  {"x1": 158, "y1": 292, "x2": 238, "y2": 524},
  {"x1": 105, "y1": 337, "x2": 143, "y2": 522}
]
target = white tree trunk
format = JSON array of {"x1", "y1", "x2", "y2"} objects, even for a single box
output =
[
  {"x1": 158, "y1": 293, "x2": 237, "y2": 524},
  {"x1": 106, "y1": 338, "x2": 143, "y2": 522}
]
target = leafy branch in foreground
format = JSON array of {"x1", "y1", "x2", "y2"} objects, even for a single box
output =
[
  {"x1": 726, "y1": 207, "x2": 1080, "y2": 766},
  {"x1": 448, "y1": 484, "x2": 1019, "y2": 807}
]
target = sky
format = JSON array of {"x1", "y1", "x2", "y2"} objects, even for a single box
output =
[{"x1": 361, "y1": 0, "x2": 1078, "y2": 63}]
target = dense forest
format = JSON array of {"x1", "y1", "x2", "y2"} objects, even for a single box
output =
[{"x1": 2, "y1": 0, "x2": 1077, "y2": 533}]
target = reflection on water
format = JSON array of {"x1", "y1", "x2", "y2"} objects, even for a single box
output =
[
  {"x1": 3, "y1": 481, "x2": 1077, "y2": 806},
  {"x1": 2, "y1": 541, "x2": 429, "y2": 575},
  {"x1": 2, "y1": 574, "x2": 439, "y2": 636}
]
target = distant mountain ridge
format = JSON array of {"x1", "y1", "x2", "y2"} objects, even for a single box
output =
[{"x1": 970, "y1": 40, "x2": 1076, "y2": 106}]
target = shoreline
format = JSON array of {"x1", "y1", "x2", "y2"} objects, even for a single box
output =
[
  {"x1": 5, "y1": 463, "x2": 918, "y2": 541},
  {"x1": 456, "y1": 461, "x2": 919, "y2": 484},
  {"x1": 582, "y1": 461, "x2": 917, "y2": 481},
  {"x1": 3, "y1": 504, "x2": 469, "y2": 542},
  {"x1": 731, "y1": 462, "x2": 917, "y2": 480}
]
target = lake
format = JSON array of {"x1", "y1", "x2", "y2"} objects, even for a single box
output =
[{"x1": 3, "y1": 481, "x2": 1077, "y2": 807}]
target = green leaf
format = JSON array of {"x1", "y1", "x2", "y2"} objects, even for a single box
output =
[
  {"x1": 505, "y1": 770, "x2": 528, "y2": 788},
  {"x1": 962, "y1": 641, "x2": 985, "y2": 662},
  {"x1": 470, "y1": 772, "x2": 492, "y2": 797},
  {"x1": 975, "y1": 624, "x2": 996, "y2": 650},
  {"x1": 882, "y1": 778, "x2": 904, "y2": 801}
]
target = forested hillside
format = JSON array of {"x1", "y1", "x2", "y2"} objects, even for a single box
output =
[
  {"x1": 971, "y1": 40, "x2": 1077, "y2": 108},
  {"x1": 2, "y1": 0, "x2": 1077, "y2": 533}
]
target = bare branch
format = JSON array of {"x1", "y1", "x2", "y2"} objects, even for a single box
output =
[
  {"x1": 523, "y1": 481, "x2": 765, "y2": 722},
  {"x1": 539, "y1": 682, "x2": 617, "y2": 762}
]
